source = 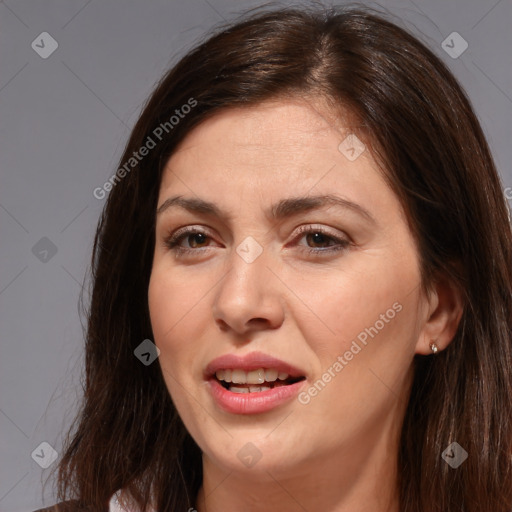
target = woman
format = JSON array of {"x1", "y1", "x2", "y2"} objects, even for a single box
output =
[{"x1": 37, "y1": 4, "x2": 512, "y2": 512}]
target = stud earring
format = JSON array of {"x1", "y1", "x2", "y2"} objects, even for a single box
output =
[{"x1": 429, "y1": 341, "x2": 439, "y2": 354}]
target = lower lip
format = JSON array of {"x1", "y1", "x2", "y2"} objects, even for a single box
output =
[{"x1": 207, "y1": 378, "x2": 305, "y2": 414}]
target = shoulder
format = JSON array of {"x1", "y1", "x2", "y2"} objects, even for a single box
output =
[{"x1": 32, "y1": 500, "x2": 104, "y2": 512}]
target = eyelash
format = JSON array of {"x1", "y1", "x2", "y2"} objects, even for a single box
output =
[{"x1": 162, "y1": 225, "x2": 351, "y2": 257}]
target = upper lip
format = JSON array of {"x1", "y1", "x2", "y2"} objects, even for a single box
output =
[{"x1": 205, "y1": 351, "x2": 306, "y2": 379}]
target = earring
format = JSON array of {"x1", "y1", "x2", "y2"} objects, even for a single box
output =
[{"x1": 429, "y1": 341, "x2": 439, "y2": 354}]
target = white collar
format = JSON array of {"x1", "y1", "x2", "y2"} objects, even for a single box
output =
[{"x1": 109, "y1": 489, "x2": 157, "y2": 512}]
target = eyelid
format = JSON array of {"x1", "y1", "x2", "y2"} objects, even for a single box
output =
[
  {"x1": 290, "y1": 224, "x2": 352, "y2": 254},
  {"x1": 292, "y1": 223, "x2": 349, "y2": 241},
  {"x1": 162, "y1": 225, "x2": 217, "y2": 250},
  {"x1": 168, "y1": 225, "x2": 211, "y2": 240}
]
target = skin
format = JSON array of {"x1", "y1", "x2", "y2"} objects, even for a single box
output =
[{"x1": 148, "y1": 97, "x2": 463, "y2": 512}]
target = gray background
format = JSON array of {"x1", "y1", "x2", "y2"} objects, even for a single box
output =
[{"x1": 0, "y1": 0, "x2": 511, "y2": 510}]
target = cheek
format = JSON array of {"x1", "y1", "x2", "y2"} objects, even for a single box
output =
[
  {"x1": 292, "y1": 260, "x2": 421, "y2": 423},
  {"x1": 148, "y1": 265, "x2": 227, "y2": 449},
  {"x1": 148, "y1": 268, "x2": 209, "y2": 425},
  {"x1": 148, "y1": 266, "x2": 208, "y2": 373},
  {"x1": 288, "y1": 250, "x2": 421, "y2": 358}
]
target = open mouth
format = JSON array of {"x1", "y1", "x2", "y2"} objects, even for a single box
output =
[{"x1": 215, "y1": 368, "x2": 306, "y2": 393}]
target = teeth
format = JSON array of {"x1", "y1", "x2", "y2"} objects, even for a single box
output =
[
  {"x1": 215, "y1": 368, "x2": 294, "y2": 386},
  {"x1": 265, "y1": 369, "x2": 278, "y2": 382},
  {"x1": 216, "y1": 369, "x2": 233, "y2": 382},
  {"x1": 246, "y1": 368, "x2": 265, "y2": 384},
  {"x1": 216, "y1": 368, "x2": 290, "y2": 383},
  {"x1": 229, "y1": 385, "x2": 272, "y2": 393},
  {"x1": 249, "y1": 386, "x2": 271, "y2": 392},
  {"x1": 230, "y1": 386, "x2": 249, "y2": 394},
  {"x1": 231, "y1": 369, "x2": 246, "y2": 384}
]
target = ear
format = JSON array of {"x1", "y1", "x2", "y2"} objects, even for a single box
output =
[{"x1": 415, "y1": 275, "x2": 464, "y2": 355}]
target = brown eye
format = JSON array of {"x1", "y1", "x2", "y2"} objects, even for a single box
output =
[
  {"x1": 305, "y1": 231, "x2": 337, "y2": 248},
  {"x1": 294, "y1": 226, "x2": 351, "y2": 255},
  {"x1": 164, "y1": 228, "x2": 214, "y2": 254},
  {"x1": 186, "y1": 232, "x2": 209, "y2": 248}
]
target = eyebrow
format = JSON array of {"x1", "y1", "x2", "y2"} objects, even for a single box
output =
[{"x1": 157, "y1": 194, "x2": 376, "y2": 224}]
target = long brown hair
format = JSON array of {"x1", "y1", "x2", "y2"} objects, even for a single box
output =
[{"x1": 53, "y1": 3, "x2": 512, "y2": 511}]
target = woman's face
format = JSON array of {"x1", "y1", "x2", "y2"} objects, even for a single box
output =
[{"x1": 148, "y1": 98, "x2": 432, "y2": 478}]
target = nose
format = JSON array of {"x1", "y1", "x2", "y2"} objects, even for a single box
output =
[{"x1": 211, "y1": 243, "x2": 285, "y2": 337}]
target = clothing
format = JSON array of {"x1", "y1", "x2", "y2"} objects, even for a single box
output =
[
  {"x1": 109, "y1": 490, "x2": 147, "y2": 512},
  {"x1": 109, "y1": 491, "x2": 127, "y2": 512}
]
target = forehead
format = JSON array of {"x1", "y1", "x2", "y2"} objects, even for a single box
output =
[
  {"x1": 175, "y1": 97, "x2": 352, "y2": 150},
  {"x1": 160, "y1": 98, "x2": 377, "y2": 190}
]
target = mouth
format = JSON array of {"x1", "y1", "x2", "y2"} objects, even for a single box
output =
[
  {"x1": 214, "y1": 368, "x2": 306, "y2": 393},
  {"x1": 205, "y1": 351, "x2": 307, "y2": 414}
]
